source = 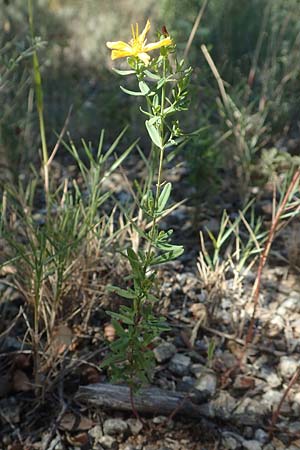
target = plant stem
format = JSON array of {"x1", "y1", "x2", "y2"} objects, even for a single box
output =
[
  {"x1": 145, "y1": 56, "x2": 167, "y2": 267},
  {"x1": 28, "y1": 0, "x2": 49, "y2": 207},
  {"x1": 244, "y1": 168, "x2": 300, "y2": 347}
]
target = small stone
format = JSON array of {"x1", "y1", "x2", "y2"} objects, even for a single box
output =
[
  {"x1": 260, "y1": 367, "x2": 281, "y2": 388},
  {"x1": 243, "y1": 440, "x2": 262, "y2": 450},
  {"x1": 153, "y1": 342, "x2": 176, "y2": 363},
  {"x1": 222, "y1": 436, "x2": 238, "y2": 449},
  {"x1": 269, "y1": 438, "x2": 286, "y2": 450},
  {"x1": 263, "y1": 445, "x2": 274, "y2": 450},
  {"x1": 279, "y1": 356, "x2": 299, "y2": 379},
  {"x1": 195, "y1": 371, "x2": 217, "y2": 396},
  {"x1": 261, "y1": 390, "x2": 282, "y2": 409},
  {"x1": 292, "y1": 319, "x2": 300, "y2": 338},
  {"x1": 264, "y1": 315, "x2": 284, "y2": 337},
  {"x1": 233, "y1": 398, "x2": 266, "y2": 426},
  {"x1": 254, "y1": 429, "x2": 269, "y2": 445},
  {"x1": 233, "y1": 375, "x2": 255, "y2": 390},
  {"x1": 190, "y1": 363, "x2": 204, "y2": 378},
  {"x1": 168, "y1": 353, "x2": 191, "y2": 376},
  {"x1": 127, "y1": 418, "x2": 143, "y2": 435},
  {"x1": 89, "y1": 425, "x2": 103, "y2": 442},
  {"x1": 289, "y1": 439, "x2": 300, "y2": 449},
  {"x1": 182, "y1": 375, "x2": 195, "y2": 386},
  {"x1": 210, "y1": 391, "x2": 236, "y2": 420},
  {"x1": 287, "y1": 421, "x2": 300, "y2": 434},
  {"x1": 99, "y1": 435, "x2": 117, "y2": 449},
  {"x1": 282, "y1": 292, "x2": 300, "y2": 312},
  {"x1": 103, "y1": 418, "x2": 128, "y2": 436},
  {"x1": 294, "y1": 392, "x2": 300, "y2": 404},
  {"x1": 244, "y1": 427, "x2": 253, "y2": 439}
]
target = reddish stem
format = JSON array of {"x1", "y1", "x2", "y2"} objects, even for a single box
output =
[
  {"x1": 245, "y1": 169, "x2": 300, "y2": 347},
  {"x1": 269, "y1": 366, "x2": 300, "y2": 439}
]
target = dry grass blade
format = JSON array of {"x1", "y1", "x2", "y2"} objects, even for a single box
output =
[{"x1": 183, "y1": 0, "x2": 209, "y2": 61}]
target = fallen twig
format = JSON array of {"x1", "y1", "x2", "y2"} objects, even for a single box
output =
[{"x1": 76, "y1": 383, "x2": 208, "y2": 419}]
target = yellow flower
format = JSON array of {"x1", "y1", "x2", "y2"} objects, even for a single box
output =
[{"x1": 106, "y1": 19, "x2": 172, "y2": 66}]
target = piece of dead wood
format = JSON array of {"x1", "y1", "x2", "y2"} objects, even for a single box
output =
[{"x1": 76, "y1": 383, "x2": 208, "y2": 419}]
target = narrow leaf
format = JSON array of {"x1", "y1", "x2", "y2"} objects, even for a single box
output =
[
  {"x1": 145, "y1": 120, "x2": 162, "y2": 149},
  {"x1": 120, "y1": 85, "x2": 143, "y2": 96},
  {"x1": 157, "y1": 182, "x2": 172, "y2": 212},
  {"x1": 113, "y1": 68, "x2": 135, "y2": 76},
  {"x1": 107, "y1": 285, "x2": 136, "y2": 299}
]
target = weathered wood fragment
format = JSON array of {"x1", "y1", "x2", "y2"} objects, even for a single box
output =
[{"x1": 76, "y1": 383, "x2": 209, "y2": 419}]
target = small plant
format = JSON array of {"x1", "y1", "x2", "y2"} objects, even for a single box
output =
[
  {"x1": 0, "y1": 1, "x2": 137, "y2": 392},
  {"x1": 198, "y1": 205, "x2": 267, "y2": 319},
  {"x1": 102, "y1": 20, "x2": 191, "y2": 390}
]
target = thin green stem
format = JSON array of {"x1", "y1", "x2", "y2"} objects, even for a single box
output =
[
  {"x1": 145, "y1": 56, "x2": 167, "y2": 267},
  {"x1": 28, "y1": 0, "x2": 49, "y2": 207}
]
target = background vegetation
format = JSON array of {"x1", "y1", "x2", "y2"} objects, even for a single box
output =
[{"x1": 1, "y1": 0, "x2": 299, "y2": 191}]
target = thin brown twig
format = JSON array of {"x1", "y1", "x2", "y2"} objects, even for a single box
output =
[
  {"x1": 0, "y1": 307, "x2": 23, "y2": 340},
  {"x1": 129, "y1": 386, "x2": 147, "y2": 426},
  {"x1": 183, "y1": 0, "x2": 209, "y2": 61},
  {"x1": 244, "y1": 168, "x2": 300, "y2": 348},
  {"x1": 269, "y1": 365, "x2": 300, "y2": 439},
  {"x1": 47, "y1": 105, "x2": 73, "y2": 166}
]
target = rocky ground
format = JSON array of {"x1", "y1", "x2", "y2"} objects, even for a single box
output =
[{"x1": 1, "y1": 163, "x2": 300, "y2": 450}]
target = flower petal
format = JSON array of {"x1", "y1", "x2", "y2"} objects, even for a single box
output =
[
  {"x1": 106, "y1": 41, "x2": 132, "y2": 52},
  {"x1": 111, "y1": 49, "x2": 134, "y2": 60},
  {"x1": 144, "y1": 37, "x2": 172, "y2": 52},
  {"x1": 140, "y1": 19, "x2": 151, "y2": 43},
  {"x1": 137, "y1": 52, "x2": 151, "y2": 65}
]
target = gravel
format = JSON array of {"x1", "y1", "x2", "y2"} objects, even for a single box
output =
[
  {"x1": 168, "y1": 353, "x2": 191, "y2": 376},
  {"x1": 103, "y1": 418, "x2": 128, "y2": 436}
]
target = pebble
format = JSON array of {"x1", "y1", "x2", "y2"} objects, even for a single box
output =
[
  {"x1": 261, "y1": 390, "x2": 282, "y2": 409},
  {"x1": 234, "y1": 398, "x2": 266, "y2": 420},
  {"x1": 233, "y1": 375, "x2": 255, "y2": 390},
  {"x1": 195, "y1": 371, "x2": 217, "y2": 396},
  {"x1": 153, "y1": 342, "x2": 176, "y2": 363},
  {"x1": 168, "y1": 353, "x2": 191, "y2": 376},
  {"x1": 259, "y1": 366, "x2": 281, "y2": 388},
  {"x1": 99, "y1": 435, "x2": 117, "y2": 449},
  {"x1": 244, "y1": 427, "x2": 253, "y2": 439},
  {"x1": 222, "y1": 436, "x2": 239, "y2": 449},
  {"x1": 264, "y1": 315, "x2": 284, "y2": 337},
  {"x1": 127, "y1": 418, "x2": 143, "y2": 435},
  {"x1": 89, "y1": 425, "x2": 103, "y2": 442},
  {"x1": 103, "y1": 418, "x2": 128, "y2": 436},
  {"x1": 293, "y1": 389, "x2": 300, "y2": 413},
  {"x1": 279, "y1": 356, "x2": 299, "y2": 379},
  {"x1": 287, "y1": 421, "x2": 300, "y2": 434},
  {"x1": 242, "y1": 440, "x2": 262, "y2": 450},
  {"x1": 291, "y1": 318, "x2": 300, "y2": 337},
  {"x1": 210, "y1": 391, "x2": 236, "y2": 420},
  {"x1": 254, "y1": 429, "x2": 269, "y2": 445},
  {"x1": 190, "y1": 363, "x2": 204, "y2": 378},
  {"x1": 282, "y1": 292, "x2": 300, "y2": 313}
]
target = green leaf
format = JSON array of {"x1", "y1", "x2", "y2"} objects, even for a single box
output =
[
  {"x1": 157, "y1": 182, "x2": 172, "y2": 212},
  {"x1": 107, "y1": 285, "x2": 136, "y2": 299},
  {"x1": 151, "y1": 245, "x2": 184, "y2": 265},
  {"x1": 113, "y1": 68, "x2": 135, "y2": 76},
  {"x1": 111, "y1": 319, "x2": 127, "y2": 337},
  {"x1": 109, "y1": 311, "x2": 134, "y2": 325},
  {"x1": 157, "y1": 77, "x2": 166, "y2": 90},
  {"x1": 144, "y1": 70, "x2": 160, "y2": 80},
  {"x1": 145, "y1": 120, "x2": 162, "y2": 149},
  {"x1": 120, "y1": 85, "x2": 144, "y2": 96},
  {"x1": 138, "y1": 81, "x2": 151, "y2": 95}
]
